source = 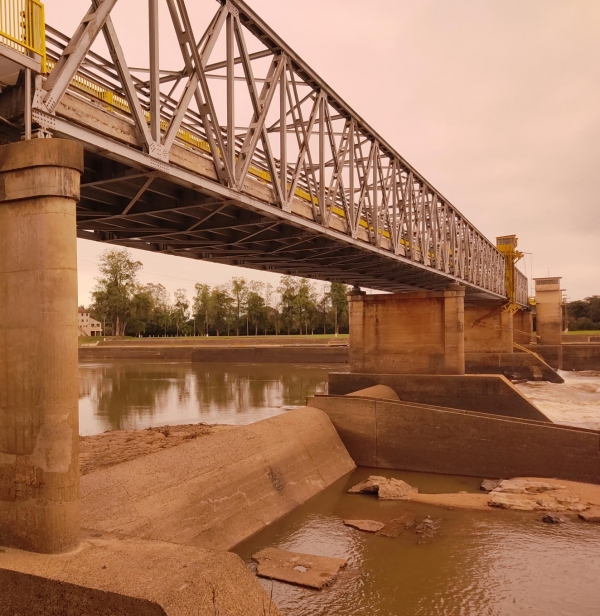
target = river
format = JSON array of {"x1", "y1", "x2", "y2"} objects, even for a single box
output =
[{"x1": 78, "y1": 361, "x2": 600, "y2": 615}]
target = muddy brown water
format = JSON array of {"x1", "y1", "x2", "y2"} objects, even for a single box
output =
[
  {"x1": 234, "y1": 468, "x2": 600, "y2": 616},
  {"x1": 78, "y1": 359, "x2": 336, "y2": 435},
  {"x1": 78, "y1": 362, "x2": 600, "y2": 614}
]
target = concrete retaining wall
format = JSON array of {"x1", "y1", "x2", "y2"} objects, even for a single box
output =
[
  {"x1": 465, "y1": 352, "x2": 563, "y2": 383},
  {"x1": 80, "y1": 408, "x2": 355, "y2": 551},
  {"x1": 191, "y1": 346, "x2": 349, "y2": 364},
  {"x1": 328, "y1": 372, "x2": 550, "y2": 422},
  {"x1": 307, "y1": 395, "x2": 600, "y2": 484},
  {"x1": 562, "y1": 335, "x2": 600, "y2": 343},
  {"x1": 79, "y1": 344, "x2": 349, "y2": 363},
  {"x1": 529, "y1": 344, "x2": 600, "y2": 371}
]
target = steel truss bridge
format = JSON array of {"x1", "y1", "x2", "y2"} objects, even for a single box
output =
[{"x1": 0, "y1": 0, "x2": 527, "y2": 302}]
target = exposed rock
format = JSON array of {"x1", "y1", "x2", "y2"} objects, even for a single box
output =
[
  {"x1": 414, "y1": 516, "x2": 441, "y2": 539},
  {"x1": 377, "y1": 515, "x2": 416, "y2": 538},
  {"x1": 481, "y1": 479, "x2": 502, "y2": 492},
  {"x1": 348, "y1": 476, "x2": 381, "y2": 494},
  {"x1": 252, "y1": 547, "x2": 347, "y2": 589},
  {"x1": 489, "y1": 492, "x2": 589, "y2": 513},
  {"x1": 542, "y1": 513, "x2": 567, "y2": 524},
  {"x1": 348, "y1": 476, "x2": 417, "y2": 501},
  {"x1": 379, "y1": 479, "x2": 417, "y2": 500},
  {"x1": 578, "y1": 509, "x2": 600, "y2": 523},
  {"x1": 491, "y1": 478, "x2": 565, "y2": 495},
  {"x1": 343, "y1": 519, "x2": 385, "y2": 533}
]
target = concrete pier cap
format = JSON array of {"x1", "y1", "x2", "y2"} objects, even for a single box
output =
[{"x1": 0, "y1": 138, "x2": 84, "y2": 553}]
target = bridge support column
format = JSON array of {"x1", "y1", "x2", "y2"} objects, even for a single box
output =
[
  {"x1": 348, "y1": 284, "x2": 465, "y2": 375},
  {"x1": 464, "y1": 301, "x2": 513, "y2": 353},
  {"x1": 534, "y1": 277, "x2": 563, "y2": 345},
  {"x1": 513, "y1": 309, "x2": 534, "y2": 345},
  {"x1": 0, "y1": 139, "x2": 83, "y2": 553}
]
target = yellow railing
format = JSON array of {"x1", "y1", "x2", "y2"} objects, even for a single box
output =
[{"x1": 0, "y1": 0, "x2": 46, "y2": 69}]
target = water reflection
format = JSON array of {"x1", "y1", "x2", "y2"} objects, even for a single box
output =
[{"x1": 78, "y1": 360, "x2": 335, "y2": 435}]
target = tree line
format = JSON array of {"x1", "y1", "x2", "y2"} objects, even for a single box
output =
[
  {"x1": 89, "y1": 248, "x2": 350, "y2": 337},
  {"x1": 567, "y1": 296, "x2": 600, "y2": 331}
]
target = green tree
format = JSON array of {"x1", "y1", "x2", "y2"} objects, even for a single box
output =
[
  {"x1": 296, "y1": 278, "x2": 317, "y2": 335},
  {"x1": 278, "y1": 276, "x2": 299, "y2": 334},
  {"x1": 210, "y1": 286, "x2": 234, "y2": 336},
  {"x1": 193, "y1": 283, "x2": 212, "y2": 336},
  {"x1": 329, "y1": 282, "x2": 349, "y2": 336},
  {"x1": 91, "y1": 249, "x2": 142, "y2": 336},
  {"x1": 157, "y1": 309, "x2": 173, "y2": 337},
  {"x1": 247, "y1": 290, "x2": 267, "y2": 335},
  {"x1": 230, "y1": 277, "x2": 248, "y2": 336},
  {"x1": 567, "y1": 296, "x2": 600, "y2": 330},
  {"x1": 173, "y1": 288, "x2": 189, "y2": 336},
  {"x1": 127, "y1": 289, "x2": 153, "y2": 336}
]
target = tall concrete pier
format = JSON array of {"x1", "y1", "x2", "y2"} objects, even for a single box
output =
[
  {"x1": 0, "y1": 139, "x2": 83, "y2": 553},
  {"x1": 534, "y1": 277, "x2": 563, "y2": 345},
  {"x1": 348, "y1": 285, "x2": 466, "y2": 375}
]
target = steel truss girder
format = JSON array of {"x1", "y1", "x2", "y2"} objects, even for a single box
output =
[{"x1": 28, "y1": 0, "x2": 526, "y2": 301}]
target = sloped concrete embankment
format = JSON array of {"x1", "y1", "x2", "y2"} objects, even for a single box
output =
[
  {"x1": 307, "y1": 393, "x2": 600, "y2": 485},
  {"x1": 80, "y1": 407, "x2": 356, "y2": 550}
]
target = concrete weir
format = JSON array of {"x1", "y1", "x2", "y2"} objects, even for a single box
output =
[
  {"x1": 79, "y1": 408, "x2": 355, "y2": 551},
  {"x1": 308, "y1": 391, "x2": 600, "y2": 485}
]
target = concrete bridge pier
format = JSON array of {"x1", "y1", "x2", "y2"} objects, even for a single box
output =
[
  {"x1": 0, "y1": 139, "x2": 83, "y2": 553},
  {"x1": 348, "y1": 284, "x2": 466, "y2": 375},
  {"x1": 464, "y1": 300, "x2": 513, "y2": 353},
  {"x1": 513, "y1": 309, "x2": 534, "y2": 344}
]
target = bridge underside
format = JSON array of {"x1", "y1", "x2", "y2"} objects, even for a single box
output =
[{"x1": 78, "y1": 148, "x2": 494, "y2": 296}]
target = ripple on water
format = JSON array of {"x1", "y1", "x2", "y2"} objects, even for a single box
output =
[{"x1": 235, "y1": 471, "x2": 600, "y2": 616}]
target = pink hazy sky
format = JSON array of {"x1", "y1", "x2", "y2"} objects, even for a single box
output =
[{"x1": 43, "y1": 0, "x2": 600, "y2": 304}]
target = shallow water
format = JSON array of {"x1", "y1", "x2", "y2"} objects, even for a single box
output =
[
  {"x1": 234, "y1": 468, "x2": 600, "y2": 616},
  {"x1": 78, "y1": 360, "x2": 338, "y2": 435}
]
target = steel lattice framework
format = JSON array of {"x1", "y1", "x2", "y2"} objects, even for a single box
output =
[{"x1": 15, "y1": 0, "x2": 527, "y2": 300}]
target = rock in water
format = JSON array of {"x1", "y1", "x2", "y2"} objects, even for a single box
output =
[
  {"x1": 252, "y1": 547, "x2": 347, "y2": 589},
  {"x1": 480, "y1": 479, "x2": 502, "y2": 492},
  {"x1": 579, "y1": 509, "x2": 600, "y2": 523},
  {"x1": 542, "y1": 513, "x2": 567, "y2": 524},
  {"x1": 489, "y1": 492, "x2": 589, "y2": 513},
  {"x1": 343, "y1": 519, "x2": 385, "y2": 533},
  {"x1": 414, "y1": 516, "x2": 441, "y2": 539},
  {"x1": 377, "y1": 515, "x2": 416, "y2": 538},
  {"x1": 379, "y1": 478, "x2": 417, "y2": 500},
  {"x1": 348, "y1": 476, "x2": 383, "y2": 494},
  {"x1": 491, "y1": 479, "x2": 565, "y2": 495},
  {"x1": 348, "y1": 476, "x2": 417, "y2": 500}
]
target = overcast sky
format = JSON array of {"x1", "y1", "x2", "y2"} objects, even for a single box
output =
[{"x1": 44, "y1": 0, "x2": 599, "y2": 304}]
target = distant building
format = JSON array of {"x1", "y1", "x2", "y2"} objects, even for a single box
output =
[{"x1": 78, "y1": 308, "x2": 102, "y2": 337}]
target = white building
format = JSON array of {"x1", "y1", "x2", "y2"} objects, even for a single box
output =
[{"x1": 78, "y1": 308, "x2": 102, "y2": 337}]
